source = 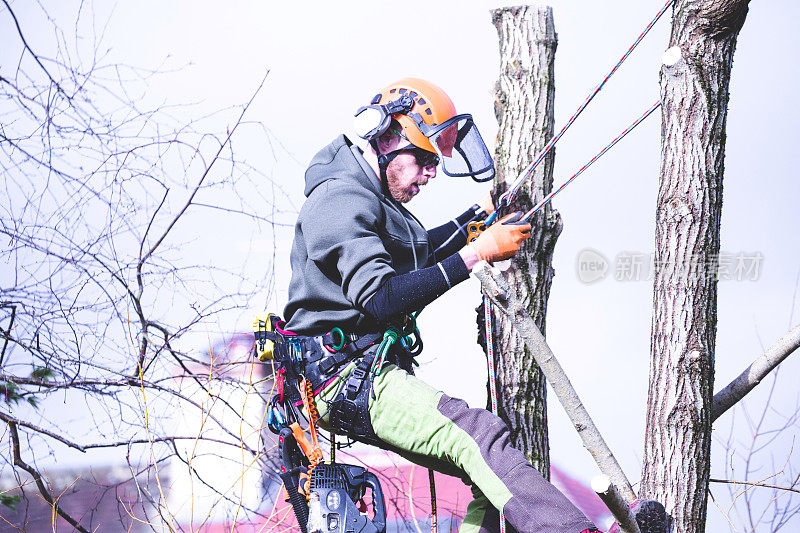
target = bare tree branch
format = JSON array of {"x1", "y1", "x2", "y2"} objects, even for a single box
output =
[
  {"x1": 137, "y1": 71, "x2": 270, "y2": 267},
  {"x1": 709, "y1": 478, "x2": 800, "y2": 495},
  {"x1": 8, "y1": 422, "x2": 91, "y2": 533},
  {"x1": 1, "y1": 412, "x2": 86, "y2": 452},
  {"x1": 712, "y1": 324, "x2": 800, "y2": 421},
  {"x1": 0, "y1": 305, "x2": 15, "y2": 366},
  {"x1": 1, "y1": 0, "x2": 67, "y2": 96}
]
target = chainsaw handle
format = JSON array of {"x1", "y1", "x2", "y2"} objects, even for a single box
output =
[
  {"x1": 278, "y1": 427, "x2": 310, "y2": 532},
  {"x1": 363, "y1": 471, "x2": 387, "y2": 533}
]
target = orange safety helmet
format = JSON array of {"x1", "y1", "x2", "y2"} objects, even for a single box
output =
[
  {"x1": 374, "y1": 78, "x2": 456, "y2": 154},
  {"x1": 354, "y1": 78, "x2": 495, "y2": 182}
]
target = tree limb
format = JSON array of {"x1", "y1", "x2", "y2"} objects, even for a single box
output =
[
  {"x1": 473, "y1": 262, "x2": 638, "y2": 504},
  {"x1": 1, "y1": 411, "x2": 86, "y2": 452},
  {"x1": 592, "y1": 475, "x2": 642, "y2": 533},
  {"x1": 711, "y1": 324, "x2": 800, "y2": 422},
  {"x1": 8, "y1": 422, "x2": 91, "y2": 533}
]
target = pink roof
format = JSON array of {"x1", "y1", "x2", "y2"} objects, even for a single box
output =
[{"x1": 185, "y1": 453, "x2": 610, "y2": 531}]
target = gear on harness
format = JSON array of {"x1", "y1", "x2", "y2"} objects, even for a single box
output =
[
  {"x1": 255, "y1": 313, "x2": 423, "y2": 532},
  {"x1": 371, "y1": 313, "x2": 422, "y2": 377},
  {"x1": 253, "y1": 313, "x2": 279, "y2": 361},
  {"x1": 354, "y1": 77, "x2": 495, "y2": 183}
]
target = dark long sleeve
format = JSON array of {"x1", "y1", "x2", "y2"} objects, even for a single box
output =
[
  {"x1": 362, "y1": 253, "x2": 470, "y2": 323},
  {"x1": 427, "y1": 204, "x2": 485, "y2": 262}
]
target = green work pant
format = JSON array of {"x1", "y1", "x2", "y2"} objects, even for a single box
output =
[{"x1": 316, "y1": 363, "x2": 595, "y2": 533}]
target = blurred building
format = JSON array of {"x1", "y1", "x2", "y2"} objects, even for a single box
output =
[
  {"x1": 0, "y1": 465, "x2": 166, "y2": 532},
  {"x1": 167, "y1": 332, "x2": 273, "y2": 526}
]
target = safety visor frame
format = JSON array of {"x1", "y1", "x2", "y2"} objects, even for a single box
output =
[{"x1": 409, "y1": 112, "x2": 495, "y2": 182}]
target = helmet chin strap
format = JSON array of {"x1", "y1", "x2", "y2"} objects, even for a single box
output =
[{"x1": 370, "y1": 140, "x2": 407, "y2": 199}]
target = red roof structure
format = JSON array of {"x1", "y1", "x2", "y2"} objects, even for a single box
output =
[{"x1": 189, "y1": 450, "x2": 611, "y2": 532}]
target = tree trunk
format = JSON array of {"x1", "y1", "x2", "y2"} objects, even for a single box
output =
[
  {"x1": 642, "y1": 1, "x2": 749, "y2": 531},
  {"x1": 490, "y1": 6, "x2": 560, "y2": 477}
]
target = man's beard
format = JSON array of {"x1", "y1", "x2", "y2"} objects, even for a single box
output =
[{"x1": 385, "y1": 164, "x2": 414, "y2": 203}]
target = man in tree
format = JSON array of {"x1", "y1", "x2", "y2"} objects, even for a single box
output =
[{"x1": 280, "y1": 78, "x2": 599, "y2": 532}]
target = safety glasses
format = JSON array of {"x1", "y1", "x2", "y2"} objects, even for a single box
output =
[
  {"x1": 391, "y1": 129, "x2": 441, "y2": 169},
  {"x1": 406, "y1": 147, "x2": 440, "y2": 169}
]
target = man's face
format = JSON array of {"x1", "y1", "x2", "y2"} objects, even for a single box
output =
[{"x1": 385, "y1": 150, "x2": 437, "y2": 203}]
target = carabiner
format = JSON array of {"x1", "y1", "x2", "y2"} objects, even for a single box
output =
[{"x1": 328, "y1": 327, "x2": 346, "y2": 352}]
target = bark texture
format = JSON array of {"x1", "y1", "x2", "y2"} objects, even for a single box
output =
[
  {"x1": 490, "y1": 6, "x2": 559, "y2": 476},
  {"x1": 643, "y1": 1, "x2": 749, "y2": 531}
]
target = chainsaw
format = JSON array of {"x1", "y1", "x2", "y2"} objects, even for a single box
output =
[{"x1": 278, "y1": 427, "x2": 387, "y2": 533}]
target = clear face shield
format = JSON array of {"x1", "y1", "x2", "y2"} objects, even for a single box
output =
[{"x1": 414, "y1": 114, "x2": 495, "y2": 182}]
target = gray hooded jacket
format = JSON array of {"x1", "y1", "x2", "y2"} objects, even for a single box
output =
[{"x1": 284, "y1": 135, "x2": 432, "y2": 335}]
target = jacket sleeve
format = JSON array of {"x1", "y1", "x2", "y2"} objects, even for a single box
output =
[
  {"x1": 301, "y1": 180, "x2": 396, "y2": 308},
  {"x1": 362, "y1": 253, "x2": 469, "y2": 323},
  {"x1": 427, "y1": 204, "x2": 485, "y2": 262}
]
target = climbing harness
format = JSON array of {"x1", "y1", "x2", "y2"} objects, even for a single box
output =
[
  {"x1": 477, "y1": 3, "x2": 675, "y2": 532},
  {"x1": 255, "y1": 313, "x2": 425, "y2": 532}
]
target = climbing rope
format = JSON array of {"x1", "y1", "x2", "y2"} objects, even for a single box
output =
[
  {"x1": 429, "y1": 468, "x2": 438, "y2": 533},
  {"x1": 521, "y1": 100, "x2": 660, "y2": 222},
  {"x1": 300, "y1": 378, "x2": 324, "y2": 501},
  {"x1": 483, "y1": 301, "x2": 506, "y2": 532},
  {"x1": 487, "y1": 0, "x2": 675, "y2": 225}
]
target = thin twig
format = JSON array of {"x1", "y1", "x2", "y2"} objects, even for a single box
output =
[
  {"x1": 138, "y1": 71, "x2": 270, "y2": 266},
  {"x1": 1, "y1": 411, "x2": 86, "y2": 452},
  {"x1": 0, "y1": 305, "x2": 15, "y2": 366},
  {"x1": 710, "y1": 478, "x2": 800, "y2": 495},
  {"x1": 1, "y1": 0, "x2": 67, "y2": 96}
]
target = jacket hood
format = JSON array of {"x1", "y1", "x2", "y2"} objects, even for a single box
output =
[{"x1": 304, "y1": 135, "x2": 382, "y2": 198}]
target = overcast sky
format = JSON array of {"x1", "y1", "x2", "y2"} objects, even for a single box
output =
[{"x1": 6, "y1": 0, "x2": 800, "y2": 530}]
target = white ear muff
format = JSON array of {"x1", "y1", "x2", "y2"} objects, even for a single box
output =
[{"x1": 353, "y1": 106, "x2": 390, "y2": 140}]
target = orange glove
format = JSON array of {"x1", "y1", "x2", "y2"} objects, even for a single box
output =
[{"x1": 467, "y1": 212, "x2": 531, "y2": 262}]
